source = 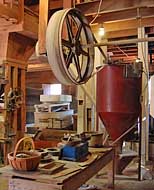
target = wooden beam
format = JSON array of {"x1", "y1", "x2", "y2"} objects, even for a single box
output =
[
  {"x1": 91, "y1": 17, "x2": 154, "y2": 33},
  {"x1": 76, "y1": 0, "x2": 154, "y2": 16},
  {"x1": 103, "y1": 17, "x2": 154, "y2": 32},
  {"x1": 93, "y1": 27, "x2": 137, "y2": 39},
  {"x1": 27, "y1": 62, "x2": 51, "y2": 72},
  {"x1": 27, "y1": 0, "x2": 63, "y2": 13},
  {"x1": 111, "y1": 56, "x2": 136, "y2": 61},
  {"x1": 105, "y1": 29, "x2": 137, "y2": 39},
  {"x1": 110, "y1": 53, "x2": 137, "y2": 57},
  {"x1": 26, "y1": 70, "x2": 58, "y2": 84},
  {"x1": 49, "y1": 0, "x2": 62, "y2": 9},
  {"x1": 87, "y1": 7, "x2": 154, "y2": 23},
  {"x1": 109, "y1": 49, "x2": 137, "y2": 54}
]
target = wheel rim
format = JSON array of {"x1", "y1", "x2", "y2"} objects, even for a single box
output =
[{"x1": 46, "y1": 8, "x2": 94, "y2": 85}]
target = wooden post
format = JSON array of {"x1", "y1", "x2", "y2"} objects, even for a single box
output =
[
  {"x1": 138, "y1": 27, "x2": 149, "y2": 180},
  {"x1": 12, "y1": 67, "x2": 18, "y2": 137},
  {"x1": 95, "y1": 35, "x2": 107, "y2": 132},
  {"x1": 18, "y1": 0, "x2": 24, "y2": 24},
  {"x1": 20, "y1": 69, "x2": 26, "y2": 136},
  {"x1": 38, "y1": 0, "x2": 49, "y2": 55},
  {"x1": 77, "y1": 86, "x2": 86, "y2": 133}
]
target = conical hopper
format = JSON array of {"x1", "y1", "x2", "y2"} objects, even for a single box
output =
[{"x1": 96, "y1": 64, "x2": 142, "y2": 141}]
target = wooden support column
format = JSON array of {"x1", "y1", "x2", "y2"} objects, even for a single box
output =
[
  {"x1": 38, "y1": 0, "x2": 49, "y2": 54},
  {"x1": 18, "y1": 0, "x2": 24, "y2": 24},
  {"x1": 138, "y1": 27, "x2": 149, "y2": 180},
  {"x1": 77, "y1": 86, "x2": 86, "y2": 133},
  {"x1": 20, "y1": 69, "x2": 26, "y2": 137},
  {"x1": 95, "y1": 33, "x2": 107, "y2": 132}
]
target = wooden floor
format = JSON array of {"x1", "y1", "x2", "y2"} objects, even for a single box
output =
[{"x1": 88, "y1": 162, "x2": 154, "y2": 190}]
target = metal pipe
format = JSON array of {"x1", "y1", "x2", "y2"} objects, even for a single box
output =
[
  {"x1": 110, "y1": 125, "x2": 136, "y2": 146},
  {"x1": 83, "y1": 37, "x2": 154, "y2": 47}
]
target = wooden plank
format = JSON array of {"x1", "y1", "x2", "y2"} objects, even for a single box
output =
[
  {"x1": 104, "y1": 17, "x2": 154, "y2": 32},
  {"x1": 62, "y1": 149, "x2": 115, "y2": 190},
  {"x1": 27, "y1": 62, "x2": 51, "y2": 72},
  {"x1": 87, "y1": 7, "x2": 154, "y2": 23},
  {"x1": 91, "y1": 17, "x2": 154, "y2": 34},
  {"x1": 38, "y1": 0, "x2": 49, "y2": 54},
  {"x1": 105, "y1": 29, "x2": 137, "y2": 39},
  {"x1": 76, "y1": 0, "x2": 154, "y2": 16},
  {"x1": 0, "y1": 148, "x2": 115, "y2": 190}
]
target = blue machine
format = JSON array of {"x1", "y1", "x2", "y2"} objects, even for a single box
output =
[{"x1": 60, "y1": 142, "x2": 88, "y2": 161}]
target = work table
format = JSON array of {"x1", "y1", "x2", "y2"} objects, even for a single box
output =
[{"x1": 0, "y1": 147, "x2": 115, "y2": 190}]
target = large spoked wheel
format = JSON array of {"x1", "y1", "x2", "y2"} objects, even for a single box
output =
[{"x1": 46, "y1": 8, "x2": 95, "y2": 85}]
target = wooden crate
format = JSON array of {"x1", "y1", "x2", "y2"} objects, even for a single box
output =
[{"x1": 34, "y1": 110, "x2": 73, "y2": 129}]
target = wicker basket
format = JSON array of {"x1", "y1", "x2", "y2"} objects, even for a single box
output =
[{"x1": 8, "y1": 137, "x2": 41, "y2": 171}]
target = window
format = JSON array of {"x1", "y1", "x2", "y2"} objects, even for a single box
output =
[{"x1": 42, "y1": 84, "x2": 62, "y2": 95}]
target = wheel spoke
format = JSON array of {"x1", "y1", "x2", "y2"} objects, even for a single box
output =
[
  {"x1": 66, "y1": 16, "x2": 74, "y2": 41},
  {"x1": 62, "y1": 39, "x2": 72, "y2": 48},
  {"x1": 66, "y1": 50, "x2": 73, "y2": 68},
  {"x1": 73, "y1": 54, "x2": 82, "y2": 80},
  {"x1": 75, "y1": 24, "x2": 82, "y2": 41},
  {"x1": 80, "y1": 48, "x2": 89, "y2": 56}
]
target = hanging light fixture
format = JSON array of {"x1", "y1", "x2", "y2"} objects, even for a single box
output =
[
  {"x1": 98, "y1": 24, "x2": 105, "y2": 36},
  {"x1": 135, "y1": 58, "x2": 141, "y2": 63}
]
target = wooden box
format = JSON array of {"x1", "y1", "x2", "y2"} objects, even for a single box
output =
[{"x1": 34, "y1": 110, "x2": 73, "y2": 129}]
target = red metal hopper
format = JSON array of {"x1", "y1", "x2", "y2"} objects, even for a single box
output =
[{"x1": 96, "y1": 64, "x2": 142, "y2": 141}]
